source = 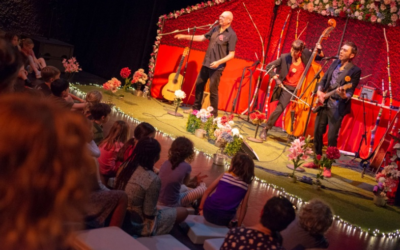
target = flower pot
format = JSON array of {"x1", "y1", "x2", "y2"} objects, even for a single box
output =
[
  {"x1": 136, "y1": 90, "x2": 143, "y2": 97},
  {"x1": 215, "y1": 140, "x2": 227, "y2": 148},
  {"x1": 195, "y1": 129, "x2": 206, "y2": 138},
  {"x1": 312, "y1": 183, "x2": 321, "y2": 190},
  {"x1": 373, "y1": 195, "x2": 387, "y2": 207},
  {"x1": 213, "y1": 153, "x2": 225, "y2": 165}
]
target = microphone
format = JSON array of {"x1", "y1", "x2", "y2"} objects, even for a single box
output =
[
  {"x1": 210, "y1": 20, "x2": 218, "y2": 28},
  {"x1": 321, "y1": 56, "x2": 338, "y2": 60}
]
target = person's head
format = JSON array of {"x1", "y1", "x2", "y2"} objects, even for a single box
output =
[
  {"x1": 100, "y1": 120, "x2": 129, "y2": 150},
  {"x1": 0, "y1": 38, "x2": 22, "y2": 93},
  {"x1": 41, "y1": 66, "x2": 61, "y2": 84},
  {"x1": 116, "y1": 137, "x2": 161, "y2": 190},
  {"x1": 4, "y1": 32, "x2": 19, "y2": 47},
  {"x1": 0, "y1": 94, "x2": 96, "y2": 250},
  {"x1": 51, "y1": 78, "x2": 69, "y2": 97},
  {"x1": 219, "y1": 11, "x2": 233, "y2": 27},
  {"x1": 260, "y1": 196, "x2": 296, "y2": 232},
  {"x1": 339, "y1": 41, "x2": 357, "y2": 62},
  {"x1": 169, "y1": 137, "x2": 195, "y2": 170},
  {"x1": 298, "y1": 199, "x2": 333, "y2": 236},
  {"x1": 229, "y1": 152, "x2": 255, "y2": 184},
  {"x1": 89, "y1": 103, "x2": 111, "y2": 124},
  {"x1": 20, "y1": 38, "x2": 34, "y2": 51},
  {"x1": 86, "y1": 90, "x2": 103, "y2": 106},
  {"x1": 290, "y1": 39, "x2": 305, "y2": 61}
]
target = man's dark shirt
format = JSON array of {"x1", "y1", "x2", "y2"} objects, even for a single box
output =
[{"x1": 203, "y1": 26, "x2": 237, "y2": 70}]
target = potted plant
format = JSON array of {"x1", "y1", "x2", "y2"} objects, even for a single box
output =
[
  {"x1": 186, "y1": 107, "x2": 214, "y2": 137},
  {"x1": 131, "y1": 69, "x2": 148, "y2": 96},
  {"x1": 62, "y1": 57, "x2": 82, "y2": 83}
]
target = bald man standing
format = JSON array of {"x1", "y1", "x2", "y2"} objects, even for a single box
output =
[{"x1": 175, "y1": 11, "x2": 237, "y2": 117}]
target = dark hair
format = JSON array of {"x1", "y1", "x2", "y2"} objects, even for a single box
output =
[
  {"x1": 229, "y1": 152, "x2": 255, "y2": 184},
  {"x1": 343, "y1": 41, "x2": 357, "y2": 56},
  {"x1": 41, "y1": 66, "x2": 60, "y2": 83},
  {"x1": 100, "y1": 120, "x2": 129, "y2": 150},
  {"x1": 260, "y1": 196, "x2": 296, "y2": 232},
  {"x1": 291, "y1": 39, "x2": 305, "y2": 52},
  {"x1": 116, "y1": 122, "x2": 156, "y2": 162},
  {"x1": 89, "y1": 103, "x2": 111, "y2": 120},
  {"x1": 4, "y1": 32, "x2": 18, "y2": 44},
  {"x1": 169, "y1": 137, "x2": 195, "y2": 170},
  {"x1": 50, "y1": 78, "x2": 69, "y2": 97},
  {"x1": 0, "y1": 38, "x2": 22, "y2": 93},
  {"x1": 115, "y1": 137, "x2": 161, "y2": 190}
]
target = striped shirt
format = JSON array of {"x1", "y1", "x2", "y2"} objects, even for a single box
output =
[{"x1": 204, "y1": 173, "x2": 248, "y2": 216}]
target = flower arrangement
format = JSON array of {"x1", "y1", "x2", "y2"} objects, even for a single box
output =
[
  {"x1": 287, "y1": 136, "x2": 313, "y2": 180},
  {"x1": 186, "y1": 107, "x2": 214, "y2": 134},
  {"x1": 212, "y1": 115, "x2": 243, "y2": 156},
  {"x1": 285, "y1": 0, "x2": 400, "y2": 26},
  {"x1": 62, "y1": 57, "x2": 82, "y2": 82},
  {"x1": 173, "y1": 89, "x2": 186, "y2": 114},
  {"x1": 103, "y1": 77, "x2": 121, "y2": 104},
  {"x1": 373, "y1": 164, "x2": 400, "y2": 202},
  {"x1": 314, "y1": 146, "x2": 341, "y2": 179},
  {"x1": 120, "y1": 67, "x2": 132, "y2": 92},
  {"x1": 132, "y1": 68, "x2": 148, "y2": 86},
  {"x1": 249, "y1": 111, "x2": 267, "y2": 141}
]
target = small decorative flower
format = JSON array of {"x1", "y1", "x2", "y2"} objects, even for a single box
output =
[
  {"x1": 345, "y1": 76, "x2": 351, "y2": 82},
  {"x1": 174, "y1": 89, "x2": 186, "y2": 99}
]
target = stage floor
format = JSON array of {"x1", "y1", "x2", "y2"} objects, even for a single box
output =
[{"x1": 72, "y1": 84, "x2": 400, "y2": 234}]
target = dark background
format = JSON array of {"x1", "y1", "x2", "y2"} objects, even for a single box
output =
[{"x1": 0, "y1": 0, "x2": 200, "y2": 79}]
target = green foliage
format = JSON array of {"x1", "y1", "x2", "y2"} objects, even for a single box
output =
[
  {"x1": 224, "y1": 135, "x2": 243, "y2": 157},
  {"x1": 186, "y1": 114, "x2": 201, "y2": 133},
  {"x1": 206, "y1": 121, "x2": 217, "y2": 140}
]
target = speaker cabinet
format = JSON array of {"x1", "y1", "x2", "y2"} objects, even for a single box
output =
[
  {"x1": 31, "y1": 36, "x2": 74, "y2": 72},
  {"x1": 239, "y1": 141, "x2": 260, "y2": 161}
]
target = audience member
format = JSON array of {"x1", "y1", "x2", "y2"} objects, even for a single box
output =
[
  {"x1": 50, "y1": 78, "x2": 86, "y2": 111},
  {"x1": 0, "y1": 37, "x2": 22, "y2": 94},
  {"x1": 85, "y1": 90, "x2": 103, "y2": 117},
  {"x1": 281, "y1": 199, "x2": 333, "y2": 250},
  {"x1": 89, "y1": 103, "x2": 112, "y2": 145},
  {"x1": 158, "y1": 137, "x2": 207, "y2": 208},
  {"x1": 199, "y1": 152, "x2": 255, "y2": 227},
  {"x1": 116, "y1": 122, "x2": 156, "y2": 164},
  {"x1": 4, "y1": 32, "x2": 20, "y2": 50},
  {"x1": 116, "y1": 138, "x2": 188, "y2": 236},
  {"x1": 0, "y1": 94, "x2": 96, "y2": 250},
  {"x1": 98, "y1": 120, "x2": 130, "y2": 186},
  {"x1": 35, "y1": 66, "x2": 60, "y2": 96},
  {"x1": 221, "y1": 196, "x2": 296, "y2": 250},
  {"x1": 20, "y1": 38, "x2": 46, "y2": 78}
]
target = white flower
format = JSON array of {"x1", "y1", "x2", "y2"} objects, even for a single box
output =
[
  {"x1": 391, "y1": 6, "x2": 398, "y2": 13},
  {"x1": 323, "y1": 0, "x2": 328, "y2": 3},
  {"x1": 174, "y1": 90, "x2": 186, "y2": 99},
  {"x1": 358, "y1": 15, "x2": 363, "y2": 20},
  {"x1": 232, "y1": 128, "x2": 240, "y2": 136},
  {"x1": 360, "y1": 0, "x2": 365, "y2": 4},
  {"x1": 314, "y1": 0, "x2": 319, "y2": 5},
  {"x1": 207, "y1": 106, "x2": 214, "y2": 112},
  {"x1": 354, "y1": 11, "x2": 359, "y2": 17},
  {"x1": 228, "y1": 121, "x2": 234, "y2": 126},
  {"x1": 325, "y1": 4, "x2": 330, "y2": 9}
]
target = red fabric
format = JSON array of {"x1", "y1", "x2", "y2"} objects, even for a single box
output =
[
  {"x1": 153, "y1": 1, "x2": 400, "y2": 157},
  {"x1": 283, "y1": 62, "x2": 305, "y2": 87}
]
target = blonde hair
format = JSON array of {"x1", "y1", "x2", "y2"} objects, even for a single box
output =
[
  {"x1": 85, "y1": 91, "x2": 103, "y2": 116},
  {"x1": 0, "y1": 94, "x2": 96, "y2": 250},
  {"x1": 298, "y1": 199, "x2": 333, "y2": 235},
  {"x1": 100, "y1": 120, "x2": 130, "y2": 150},
  {"x1": 21, "y1": 38, "x2": 34, "y2": 48}
]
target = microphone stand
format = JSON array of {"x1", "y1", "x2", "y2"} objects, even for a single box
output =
[
  {"x1": 182, "y1": 27, "x2": 196, "y2": 105},
  {"x1": 159, "y1": 22, "x2": 215, "y2": 36}
]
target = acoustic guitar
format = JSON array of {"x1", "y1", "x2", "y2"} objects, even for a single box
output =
[
  {"x1": 162, "y1": 47, "x2": 189, "y2": 101},
  {"x1": 312, "y1": 83, "x2": 353, "y2": 113}
]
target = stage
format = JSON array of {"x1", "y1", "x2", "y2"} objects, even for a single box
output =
[{"x1": 72, "y1": 84, "x2": 400, "y2": 234}]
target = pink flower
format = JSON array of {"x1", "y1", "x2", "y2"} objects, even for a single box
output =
[
  {"x1": 392, "y1": 14, "x2": 399, "y2": 22},
  {"x1": 371, "y1": 15, "x2": 377, "y2": 22},
  {"x1": 321, "y1": 10, "x2": 327, "y2": 15},
  {"x1": 332, "y1": 0, "x2": 338, "y2": 8},
  {"x1": 307, "y1": 3, "x2": 314, "y2": 12},
  {"x1": 317, "y1": 154, "x2": 322, "y2": 161},
  {"x1": 192, "y1": 110, "x2": 199, "y2": 115}
]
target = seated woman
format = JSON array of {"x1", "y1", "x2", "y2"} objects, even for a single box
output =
[
  {"x1": 98, "y1": 120, "x2": 130, "y2": 186},
  {"x1": 281, "y1": 199, "x2": 333, "y2": 250},
  {"x1": 158, "y1": 137, "x2": 207, "y2": 208},
  {"x1": 0, "y1": 94, "x2": 96, "y2": 250},
  {"x1": 20, "y1": 38, "x2": 46, "y2": 78},
  {"x1": 199, "y1": 152, "x2": 255, "y2": 227},
  {"x1": 116, "y1": 138, "x2": 188, "y2": 236},
  {"x1": 221, "y1": 196, "x2": 296, "y2": 250}
]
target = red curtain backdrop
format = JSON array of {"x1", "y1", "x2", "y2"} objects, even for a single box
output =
[{"x1": 152, "y1": 0, "x2": 400, "y2": 158}]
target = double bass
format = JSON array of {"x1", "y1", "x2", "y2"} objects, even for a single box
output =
[{"x1": 283, "y1": 19, "x2": 336, "y2": 137}]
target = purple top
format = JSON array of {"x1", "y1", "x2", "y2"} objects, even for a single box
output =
[{"x1": 204, "y1": 173, "x2": 248, "y2": 216}]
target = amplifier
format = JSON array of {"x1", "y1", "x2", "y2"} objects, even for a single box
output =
[{"x1": 360, "y1": 85, "x2": 376, "y2": 101}]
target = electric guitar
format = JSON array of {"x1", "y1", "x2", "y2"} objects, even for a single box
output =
[
  {"x1": 312, "y1": 83, "x2": 353, "y2": 113},
  {"x1": 162, "y1": 47, "x2": 189, "y2": 101}
]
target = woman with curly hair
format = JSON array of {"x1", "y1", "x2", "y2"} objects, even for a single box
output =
[
  {"x1": 281, "y1": 199, "x2": 333, "y2": 249},
  {"x1": 0, "y1": 94, "x2": 96, "y2": 250},
  {"x1": 158, "y1": 137, "x2": 207, "y2": 208}
]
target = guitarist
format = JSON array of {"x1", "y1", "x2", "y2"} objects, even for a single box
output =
[
  {"x1": 174, "y1": 11, "x2": 237, "y2": 117},
  {"x1": 314, "y1": 41, "x2": 361, "y2": 158}
]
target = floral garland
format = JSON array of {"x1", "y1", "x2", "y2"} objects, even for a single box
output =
[
  {"x1": 148, "y1": 0, "x2": 232, "y2": 90},
  {"x1": 282, "y1": 0, "x2": 400, "y2": 26}
]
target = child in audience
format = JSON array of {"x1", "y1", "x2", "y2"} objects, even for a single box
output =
[
  {"x1": 199, "y1": 152, "x2": 255, "y2": 227},
  {"x1": 116, "y1": 138, "x2": 188, "y2": 236},
  {"x1": 35, "y1": 66, "x2": 60, "y2": 96},
  {"x1": 89, "y1": 103, "x2": 112, "y2": 145},
  {"x1": 20, "y1": 38, "x2": 46, "y2": 78},
  {"x1": 158, "y1": 137, "x2": 207, "y2": 208},
  {"x1": 98, "y1": 120, "x2": 130, "y2": 186},
  {"x1": 281, "y1": 199, "x2": 333, "y2": 250},
  {"x1": 50, "y1": 78, "x2": 87, "y2": 111},
  {"x1": 0, "y1": 38, "x2": 22, "y2": 93},
  {"x1": 116, "y1": 122, "x2": 156, "y2": 166},
  {"x1": 85, "y1": 90, "x2": 103, "y2": 117},
  {"x1": 0, "y1": 94, "x2": 96, "y2": 250},
  {"x1": 4, "y1": 31, "x2": 20, "y2": 50},
  {"x1": 221, "y1": 196, "x2": 296, "y2": 250}
]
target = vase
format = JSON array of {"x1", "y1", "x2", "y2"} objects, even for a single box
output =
[
  {"x1": 373, "y1": 195, "x2": 387, "y2": 207},
  {"x1": 247, "y1": 123, "x2": 263, "y2": 143},
  {"x1": 312, "y1": 181, "x2": 321, "y2": 190},
  {"x1": 195, "y1": 129, "x2": 206, "y2": 138},
  {"x1": 289, "y1": 175, "x2": 297, "y2": 183},
  {"x1": 213, "y1": 153, "x2": 225, "y2": 165}
]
